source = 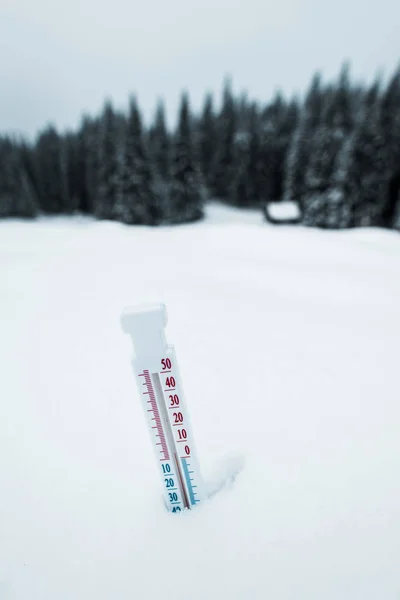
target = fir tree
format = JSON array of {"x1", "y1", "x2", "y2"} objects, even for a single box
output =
[
  {"x1": 229, "y1": 131, "x2": 251, "y2": 207},
  {"x1": 169, "y1": 93, "x2": 205, "y2": 223},
  {"x1": 364, "y1": 78, "x2": 381, "y2": 111},
  {"x1": 246, "y1": 103, "x2": 263, "y2": 204},
  {"x1": 230, "y1": 103, "x2": 262, "y2": 207},
  {"x1": 34, "y1": 126, "x2": 70, "y2": 214},
  {"x1": 258, "y1": 109, "x2": 279, "y2": 205},
  {"x1": 261, "y1": 94, "x2": 297, "y2": 204},
  {"x1": 149, "y1": 100, "x2": 170, "y2": 181},
  {"x1": 331, "y1": 85, "x2": 386, "y2": 227},
  {"x1": 60, "y1": 132, "x2": 82, "y2": 214},
  {"x1": 20, "y1": 141, "x2": 40, "y2": 201},
  {"x1": 115, "y1": 97, "x2": 162, "y2": 225},
  {"x1": 95, "y1": 102, "x2": 122, "y2": 220},
  {"x1": 80, "y1": 116, "x2": 100, "y2": 215},
  {"x1": 212, "y1": 79, "x2": 237, "y2": 200},
  {"x1": 63, "y1": 131, "x2": 86, "y2": 213},
  {"x1": 281, "y1": 98, "x2": 299, "y2": 153},
  {"x1": 198, "y1": 93, "x2": 218, "y2": 192},
  {"x1": 0, "y1": 138, "x2": 38, "y2": 218},
  {"x1": 283, "y1": 72, "x2": 324, "y2": 207},
  {"x1": 303, "y1": 65, "x2": 354, "y2": 227}
]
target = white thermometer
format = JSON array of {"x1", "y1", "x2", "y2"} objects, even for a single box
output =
[{"x1": 121, "y1": 303, "x2": 205, "y2": 512}]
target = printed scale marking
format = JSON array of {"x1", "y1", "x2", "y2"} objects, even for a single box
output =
[{"x1": 121, "y1": 303, "x2": 205, "y2": 512}]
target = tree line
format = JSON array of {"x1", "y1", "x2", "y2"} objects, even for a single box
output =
[{"x1": 0, "y1": 64, "x2": 399, "y2": 229}]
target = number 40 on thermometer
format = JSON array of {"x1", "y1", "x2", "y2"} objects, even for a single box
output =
[{"x1": 121, "y1": 304, "x2": 205, "y2": 512}]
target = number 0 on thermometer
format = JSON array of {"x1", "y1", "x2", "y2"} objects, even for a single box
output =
[{"x1": 121, "y1": 303, "x2": 205, "y2": 512}]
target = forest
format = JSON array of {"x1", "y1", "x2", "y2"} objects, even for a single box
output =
[{"x1": 0, "y1": 64, "x2": 399, "y2": 229}]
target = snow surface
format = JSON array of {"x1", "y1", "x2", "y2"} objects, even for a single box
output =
[{"x1": 1, "y1": 203, "x2": 400, "y2": 600}]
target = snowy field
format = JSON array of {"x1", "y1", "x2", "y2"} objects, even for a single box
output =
[{"x1": 1, "y1": 203, "x2": 400, "y2": 600}]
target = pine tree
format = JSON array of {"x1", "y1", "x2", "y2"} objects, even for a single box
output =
[
  {"x1": 230, "y1": 103, "x2": 262, "y2": 207},
  {"x1": 80, "y1": 116, "x2": 100, "y2": 214},
  {"x1": 258, "y1": 107, "x2": 279, "y2": 206},
  {"x1": 0, "y1": 138, "x2": 38, "y2": 218},
  {"x1": 303, "y1": 65, "x2": 354, "y2": 227},
  {"x1": 283, "y1": 73, "x2": 324, "y2": 207},
  {"x1": 149, "y1": 100, "x2": 170, "y2": 181},
  {"x1": 277, "y1": 97, "x2": 300, "y2": 194},
  {"x1": 64, "y1": 131, "x2": 86, "y2": 213},
  {"x1": 229, "y1": 132, "x2": 250, "y2": 207},
  {"x1": 198, "y1": 93, "x2": 218, "y2": 192},
  {"x1": 364, "y1": 78, "x2": 381, "y2": 111},
  {"x1": 331, "y1": 84, "x2": 386, "y2": 228},
  {"x1": 95, "y1": 101, "x2": 122, "y2": 220},
  {"x1": 245, "y1": 103, "x2": 263, "y2": 204},
  {"x1": 34, "y1": 126, "x2": 70, "y2": 214},
  {"x1": 261, "y1": 94, "x2": 298, "y2": 205},
  {"x1": 169, "y1": 93, "x2": 205, "y2": 223},
  {"x1": 115, "y1": 97, "x2": 163, "y2": 225},
  {"x1": 212, "y1": 79, "x2": 237, "y2": 200},
  {"x1": 20, "y1": 141, "x2": 40, "y2": 200}
]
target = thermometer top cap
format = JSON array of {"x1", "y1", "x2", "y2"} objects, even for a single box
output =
[{"x1": 121, "y1": 303, "x2": 168, "y2": 359}]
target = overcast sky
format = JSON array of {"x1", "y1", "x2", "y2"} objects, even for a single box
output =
[{"x1": 0, "y1": 0, "x2": 398, "y2": 138}]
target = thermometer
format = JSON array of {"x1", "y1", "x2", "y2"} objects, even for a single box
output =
[{"x1": 121, "y1": 303, "x2": 205, "y2": 512}]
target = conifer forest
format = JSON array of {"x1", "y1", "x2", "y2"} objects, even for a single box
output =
[{"x1": 1, "y1": 64, "x2": 400, "y2": 230}]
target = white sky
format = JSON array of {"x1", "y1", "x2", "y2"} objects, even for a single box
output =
[{"x1": 0, "y1": 0, "x2": 398, "y2": 138}]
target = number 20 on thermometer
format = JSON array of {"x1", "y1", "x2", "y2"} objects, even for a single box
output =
[{"x1": 121, "y1": 304, "x2": 205, "y2": 512}]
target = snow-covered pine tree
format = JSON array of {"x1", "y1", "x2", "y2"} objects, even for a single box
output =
[
  {"x1": 79, "y1": 116, "x2": 100, "y2": 215},
  {"x1": 115, "y1": 97, "x2": 163, "y2": 225},
  {"x1": 283, "y1": 73, "x2": 324, "y2": 209},
  {"x1": 229, "y1": 131, "x2": 250, "y2": 208},
  {"x1": 95, "y1": 101, "x2": 122, "y2": 220},
  {"x1": 169, "y1": 92, "x2": 205, "y2": 224},
  {"x1": 230, "y1": 159, "x2": 250, "y2": 208},
  {"x1": 149, "y1": 100, "x2": 170, "y2": 182},
  {"x1": 230, "y1": 102, "x2": 261, "y2": 207},
  {"x1": 364, "y1": 78, "x2": 381, "y2": 111},
  {"x1": 331, "y1": 81, "x2": 386, "y2": 228},
  {"x1": 148, "y1": 100, "x2": 172, "y2": 219},
  {"x1": 303, "y1": 65, "x2": 354, "y2": 228},
  {"x1": 278, "y1": 97, "x2": 299, "y2": 187},
  {"x1": 64, "y1": 133, "x2": 79, "y2": 212},
  {"x1": 198, "y1": 93, "x2": 218, "y2": 194},
  {"x1": 263, "y1": 94, "x2": 299, "y2": 204},
  {"x1": 236, "y1": 92, "x2": 251, "y2": 131},
  {"x1": 62, "y1": 132, "x2": 84, "y2": 214},
  {"x1": 211, "y1": 79, "x2": 237, "y2": 200},
  {"x1": 20, "y1": 140, "x2": 40, "y2": 203},
  {"x1": 0, "y1": 138, "x2": 38, "y2": 218},
  {"x1": 245, "y1": 103, "x2": 263, "y2": 205},
  {"x1": 34, "y1": 126, "x2": 70, "y2": 214},
  {"x1": 258, "y1": 103, "x2": 279, "y2": 207}
]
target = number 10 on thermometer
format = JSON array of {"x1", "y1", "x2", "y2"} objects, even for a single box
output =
[{"x1": 121, "y1": 304, "x2": 205, "y2": 512}]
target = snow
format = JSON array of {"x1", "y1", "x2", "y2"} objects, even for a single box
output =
[
  {"x1": 1, "y1": 203, "x2": 400, "y2": 600},
  {"x1": 266, "y1": 200, "x2": 302, "y2": 221}
]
